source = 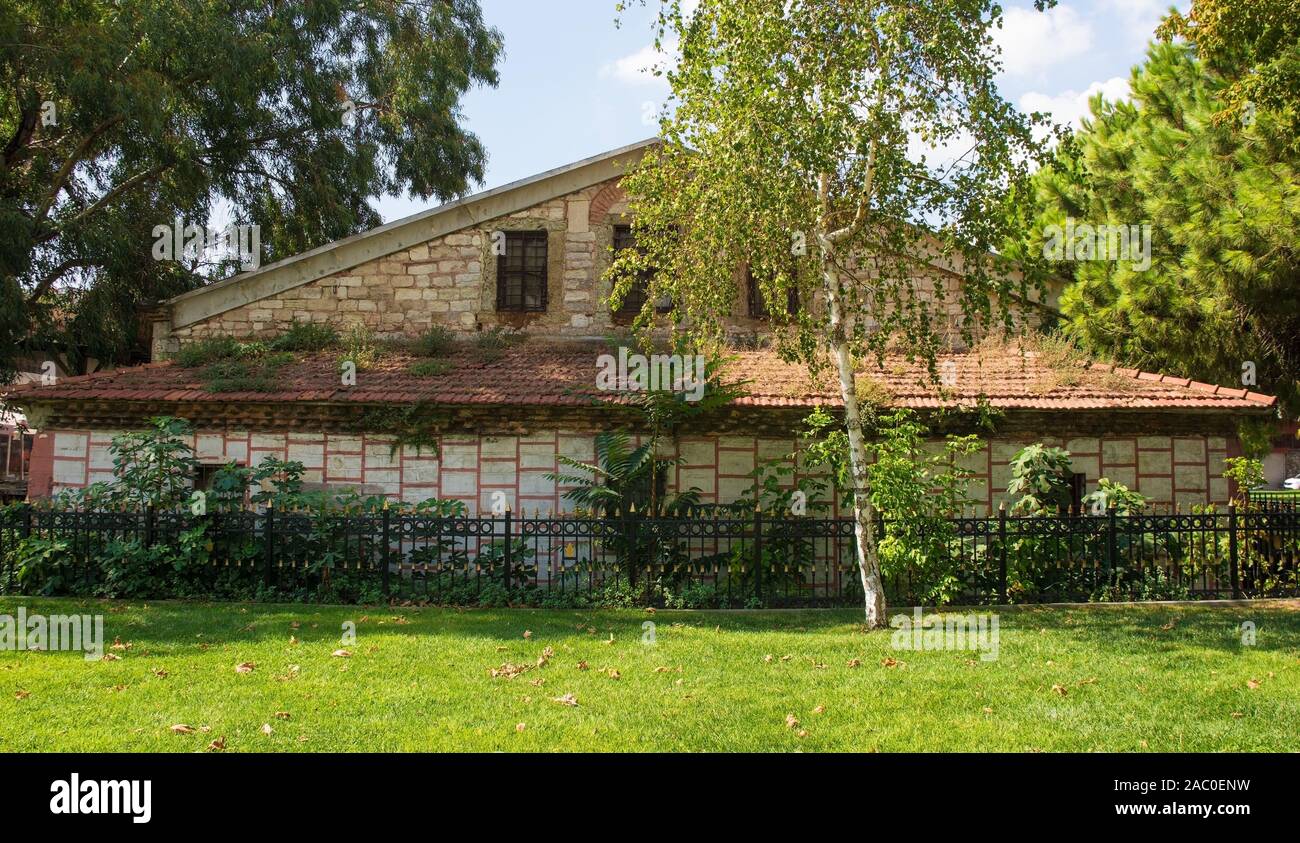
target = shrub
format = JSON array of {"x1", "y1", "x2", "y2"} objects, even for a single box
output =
[
  {"x1": 338, "y1": 323, "x2": 377, "y2": 371},
  {"x1": 474, "y1": 326, "x2": 523, "y2": 362},
  {"x1": 409, "y1": 358, "x2": 453, "y2": 377},
  {"x1": 202, "y1": 359, "x2": 281, "y2": 392},
  {"x1": 409, "y1": 325, "x2": 456, "y2": 358},
  {"x1": 1224, "y1": 457, "x2": 1265, "y2": 505},
  {"x1": 866, "y1": 409, "x2": 983, "y2": 605},
  {"x1": 1007, "y1": 444, "x2": 1074, "y2": 514},
  {"x1": 269, "y1": 320, "x2": 340, "y2": 352},
  {"x1": 175, "y1": 336, "x2": 243, "y2": 367},
  {"x1": 1083, "y1": 478, "x2": 1149, "y2": 515}
]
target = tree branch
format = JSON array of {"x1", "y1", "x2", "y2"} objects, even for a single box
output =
[{"x1": 25, "y1": 258, "x2": 91, "y2": 305}]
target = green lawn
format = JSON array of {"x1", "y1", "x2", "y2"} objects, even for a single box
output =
[{"x1": 2, "y1": 597, "x2": 1297, "y2": 752}]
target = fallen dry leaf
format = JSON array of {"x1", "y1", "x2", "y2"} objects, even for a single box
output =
[
  {"x1": 274, "y1": 711, "x2": 291, "y2": 720},
  {"x1": 206, "y1": 736, "x2": 227, "y2": 752},
  {"x1": 101, "y1": 653, "x2": 121, "y2": 662},
  {"x1": 577, "y1": 660, "x2": 589, "y2": 671},
  {"x1": 607, "y1": 669, "x2": 621, "y2": 680},
  {"x1": 797, "y1": 729, "x2": 809, "y2": 738},
  {"x1": 14, "y1": 689, "x2": 30, "y2": 700},
  {"x1": 151, "y1": 668, "x2": 168, "y2": 678},
  {"x1": 1161, "y1": 620, "x2": 1176, "y2": 631},
  {"x1": 1231, "y1": 711, "x2": 1244, "y2": 719},
  {"x1": 846, "y1": 658, "x2": 862, "y2": 668},
  {"x1": 552, "y1": 693, "x2": 579, "y2": 707},
  {"x1": 1051, "y1": 684, "x2": 1068, "y2": 696},
  {"x1": 779, "y1": 655, "x2": 792, "y2": 662},
  {"x1": 490, "y1": 662, "x2": 529, "y2": 680},
  {"x1": 1246, "y1": 678, "x2": 1261, "y2": 690},
  {"x1": 235, "y1": 662, "x2": 255, "y2": 673},
  {"x1": 169, "y1": 724, "x2": 195, "y2": 735},
  {"x1": 516, "y1": 723, "x2": 526, "y2": 733},
  {"x1": 813, "y1": 704, "x2": 826, "y2": 715},
  {"x1": 763, "y1": 654, "x2": 773, "y2": 664},
  {"x1": 880, "y1": 657, "x2": 898, "y2": 668},
  {"x1": 260, "y1": 724, "x2": 273, "y2": 736},
  {"x1": 523, "y1": 630, "x2": 532, "y2": 640},
  {"x1": 331, "y1": 649, "x2": 352, "y2": 659},
  {"x1": 982, "y1": 706, "x2": 994, "y2": 715},
  {"x1": 110, "y1": 638, "x2": 131, "y2": 651},
  {"x1": 654, "y1": 666, "x2": 672, "y2": 673},
  {"x1": 785, "y1": 714, "x2": 800, "y2": 729}
]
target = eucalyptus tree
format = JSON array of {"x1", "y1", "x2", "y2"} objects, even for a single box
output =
[
  {"x1": 1, "y1": 0, "x2": 502, "y2": 378},
  {"x1": 610, "y1": 0, "x2": 1049, "y2": 625}
]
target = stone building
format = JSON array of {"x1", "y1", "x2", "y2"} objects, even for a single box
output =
[{"x1": 5, "y1": 140, "x2": 1279, "y2": 514}]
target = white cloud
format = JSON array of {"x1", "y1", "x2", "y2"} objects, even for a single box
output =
[
  {"x1": 993, "y1": 4, "x2": 1093, "y2": 77},
  {"x1": 599, "y1": 41, "x2": 675, "y2": 87},
  {"x1": 1095, "y1": 0, "x2": 1184, "y2": 50},
  {"x1": 1020, "y1": 76, "x2": 1130, "y2": 130}
]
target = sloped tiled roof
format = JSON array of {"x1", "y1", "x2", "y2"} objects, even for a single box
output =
[{"x1": 2, "y1": 340, "x2": 1276, "y2": 413}]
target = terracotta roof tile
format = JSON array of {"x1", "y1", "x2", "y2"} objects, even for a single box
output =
[{"x1": 2, "y1": 340, "x2": 1277, "y2": 413}]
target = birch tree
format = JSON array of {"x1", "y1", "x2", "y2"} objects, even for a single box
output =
[{"x1": 610, "y1": 0, "x2": 1049, "y2": 626}]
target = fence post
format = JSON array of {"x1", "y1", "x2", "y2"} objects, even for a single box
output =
[
  {"x1": 21, "y1": 501, "x2": 32, "y2": 541},
  {"x1": 625, "y1": 504, "x2": 637, "y2": 591},
  {"x1": 753, "y1": 504, "x2": 763, "y2": 605},
  {"x1": 381, "y1": 500, "x2": 391, "y2": 599},
  {"x1": 145, "y1": 504, "x2": 156, "y2": 548},
  {"x1": 1106, "y1": 505, "x2": 1117, "y2": 587},
  {"x1": 997, "y1": 503, "x2": 1008, "y2": 603},
  {"x1": 502, "y1": 506, "x2": 512, "y2": 591},
  {"x1": 264, "y1": 502, "x2": 275, "y2": 580},
  {"x1": 1228, "y1": 501, "x2": 1240, "y2": 599}
]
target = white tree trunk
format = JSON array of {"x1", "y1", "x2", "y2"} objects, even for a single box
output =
[{"x1": 819, "y1": 236, "x2": 888, "y2": 628}]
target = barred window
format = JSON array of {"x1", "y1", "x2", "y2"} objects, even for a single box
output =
[
  {"x1": 611, "y1": 224, "x2": 669, "y2": 322},
  {"x1": 496, "y1": 231, "x2": 548, "y2": 312},
  {"x1": 746, "y1": 266, "x2": 799, "y2": 319}
]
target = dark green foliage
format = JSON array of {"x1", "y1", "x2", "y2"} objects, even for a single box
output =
[
  {"x1": 408, "y1": 358, "x2": 453, "y2": 377},
  {"x1": 409, "y1": 325, "x2": 457, "y2": 358},
  {"x1": 269, "y1": 321, "x2": 340, "y2": 352},
  {"x1": 1007, "y1": 39, "x2": 1300, "y2": 412},
  {"x1": 473, "y1": 326, "x2": 524, "y2": 363},
  {"x1": 1007, "y1": 444, "x2": 1075, "y2": 515},
  {"x1": 1, "y1": 0, "x2": 502, "y2": 380},
  {"x1": 175, "y1": 337, "x2": 244, "y2": 368}
]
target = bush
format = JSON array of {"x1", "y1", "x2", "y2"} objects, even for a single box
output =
[
  {"x1": 269, "y1": 320, "x2": 340, "y2": 352},
  {"x1": 1007, "y1": 444, "x2": 1074, "y2": 514},
  {"x1": 474, "y1": 326, "x2": 523, "y2": 362},
  {"x1": 202, "y1": 359, "x2": 281, "y2": 392},
  {"x1": 409, "y1": 358, "x2": 453, "y2": 377},
  {"x1": 409, "y1": 325, "x2": 457, "y2": 358},
  {"x1": 338, "y1": 324, "x2": 377, "y2": 371},
  {"x1": 175, "y1": 336, "x2": 243, "y2": 367}
]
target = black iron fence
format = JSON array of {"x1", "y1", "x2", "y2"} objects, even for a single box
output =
[{"x1": 1, "y1": 500, "x2": 1297, "y2": 607}]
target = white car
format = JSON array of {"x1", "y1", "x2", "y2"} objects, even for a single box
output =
[{"x1": 1285, "y1": 476, "x2": 1300, "y2": 491}]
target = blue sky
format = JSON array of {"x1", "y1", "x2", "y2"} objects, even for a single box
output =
[{"x1": 374, "y1": 0, "x2": 1188, "y2": 223}]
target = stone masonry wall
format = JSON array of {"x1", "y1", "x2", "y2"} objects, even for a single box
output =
[{"x1": 162, "y1": 176, "x2": 1051, "y2": 354}]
